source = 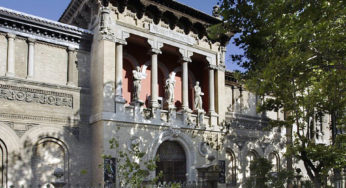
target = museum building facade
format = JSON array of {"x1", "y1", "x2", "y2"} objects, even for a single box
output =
[{"x1": 0, "y1": 0, "x2": 331, "y2": 187}]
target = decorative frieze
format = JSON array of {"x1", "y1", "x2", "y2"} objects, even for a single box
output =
[
  {"x1": 0, "y1": 84, "x2": 73, "y2": 107},
  {"x1": 149, "y1": 24, "x2": 196, "y2": 45}
]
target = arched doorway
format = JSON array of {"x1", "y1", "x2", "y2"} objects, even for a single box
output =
[
  {"x1": 245, "y1": 150, "x2": 258, "y2": 178},
  {"x1": 269, "y1": 152, "x2": 280, "y2": 172},
  {"x1": 156, "y1": 141, "x2": 186, "y2": 183},
  {"x1": 226, "y1": 149, "x2": 236, "y2": 186}
]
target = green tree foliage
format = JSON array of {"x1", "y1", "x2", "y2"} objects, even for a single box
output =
[
  {"x1": 245, "y1": 157, "x2": 293, "y2": 188},
  {"x1": 105, "y1": 138, "x2": 162, "y2": 188},
  {"x1": 211, "y1": 0, "x2": 346, "y2": 187}
]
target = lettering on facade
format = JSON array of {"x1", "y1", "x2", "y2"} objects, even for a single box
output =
[
  {"x1": 149, "y1": 24, "x2": 196, "y2": 45},
  {"x1": 0, "y1": 84, "x2": 73, "y2": 108}
]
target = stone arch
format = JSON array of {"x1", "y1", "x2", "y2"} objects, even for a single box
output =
[
  {"x1": 245, "y1": 149, "x2": 259, "y2": 178},
  {"x1": 268, "y1": 151, "x2": 280, "y2": 172},
  {"x1": 226, "y1": 148, "x2": 236, "y2": 186},
  {"x1": 144, "y1": 60, "x2": 169, "y2": 78},
  {"x1": 21, "y1": 126, "x2": 75, "y2": 186},
  {"x1": 148, "y1": 129, "x2": 197, "y2": 181},
  {"x1": 124, "y1": 52, "x2": 140, "y2": 69},
  {"x1": 0, "y1": 122, "x2": 20, "y2": 152},
  {"x1": 31, "y1": 137, "x2": 69, "y2": 187},
  {"x1": 171, "y1": 66, "x2": 197, "y2": 109},
  {"x1": 172, "y1": 66, "x2": 197, "y2": 85},
  {"x1": 20, "y1": 125, "x2": 76, "y2": 152},
  {"x1": 145, "y1": 60, "x2": 170, "y2": 104},
  {"x1": 0, "y1": 139, "x2": 8, "y2": 188}
]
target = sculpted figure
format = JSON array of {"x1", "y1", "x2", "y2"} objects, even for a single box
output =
[
  {"x1": 132, "y1": 65, "x2": 147, "y2": 102},
  {"x1": 194, "y1": 81, "x2": 204, "y2": 111},
  {"x1": 165, "y1": 72, "x2": 176, "y2": 108}
]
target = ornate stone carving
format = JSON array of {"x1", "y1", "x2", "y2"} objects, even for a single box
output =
[
  {"x1": 163, "y1": 128, "x2": 181, "y2": 138},
  {"x1": 0, "y1": 84, "x2": 73, "y2": 108},
  {"x1": 127, "y1": 136, "x2": 142, "y2": 152},
  {"x1": 100, "y1": 6, "x2": 111, "y2": 34},
  {"x1": 2, "y1": 121, "x2": 37, "y2": 137},
  {"x1": 149, "y1": 24, "x2": 196, "y2": 45},
  {"x1": 198, "y1": 142, "x2": 211, "y2": 157},
  {"x1": 0, "y1": 113, "x2": 70, "y2": 123}
]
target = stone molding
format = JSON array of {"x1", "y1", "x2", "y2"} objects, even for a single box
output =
[
  {"x1": 0, "y1": 6, "x2": 92, "y2": 34},
  {"x1": 0, "y1": 84, "x2": 73, "y2": 108},
  {"x1": 0, "y1": 7, "x2": 93, "y2": 49},
  {"x1": 0, "y1": 113, "x2": 71, "y2": 123},
  {"x1": 0, "y1": 76, "x2": 83, "y2": 92},
  {"x1": 150, "y1": 24, "x2": 196, "y2": 46}
]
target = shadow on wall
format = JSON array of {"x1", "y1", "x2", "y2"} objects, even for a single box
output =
[{"x1": 0, "y1": 123, "x2": 92, "y2": 188}]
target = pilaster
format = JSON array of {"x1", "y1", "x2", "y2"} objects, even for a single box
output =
[
  {"x1": 6, "y1": 33, "x2": 16, "y2": 77},
  {"x1": 67, "y1": 47, "x2": 76, "y2": 86},
  {"x1": 26, "y1": 38, "x2": 36, "y2": 79}
]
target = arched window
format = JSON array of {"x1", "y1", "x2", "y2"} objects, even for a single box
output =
[
  {"x1": 245, "y1": 150, "x2": 258, "y2": 178},
  {"x1": 269, "y1": 152, "x2": 280, "y2": 172},
  {"x1": 156, "y1": 141, "x2": 186, "y2": 183},
  {"x1": 0, "y1": 139, "x2": 7, "y2": 187},
  {"x1": 226, "y1": 149, "x2": 236, "y2": 186}
]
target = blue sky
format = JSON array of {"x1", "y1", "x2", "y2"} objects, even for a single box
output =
[{"x1": 0, "y1": 0, "x2": 242, "y2": 71}]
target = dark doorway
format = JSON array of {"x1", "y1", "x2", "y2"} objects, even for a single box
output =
[{"x1": 156, "y1": 141, "x2": 186, "y2": 183}]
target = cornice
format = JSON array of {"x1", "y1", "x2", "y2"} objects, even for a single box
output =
[
  {"x1": 0, "y1": 7, "x2": 92, "y2": 35},
  {"x1": 0, "y1": 6, "x2": 93, "y2": 49},
  {"x1": 146, "y1": 0, "x2": 221, "y2": 25}
]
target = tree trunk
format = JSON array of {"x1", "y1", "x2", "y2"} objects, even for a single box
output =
[{"x1": 331, "y1": 111, "x2": 336, "y2": 144}]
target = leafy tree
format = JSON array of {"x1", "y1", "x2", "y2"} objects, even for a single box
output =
[
  {"x1": 105, "y1": 138, "x2": 162, "y2": 188},
  {"x1": 210, "y1": 0, "x2": 346, "y2": 187},
  {"x1": 245, "y1": 157, "x2": 293, "y2": 188}
]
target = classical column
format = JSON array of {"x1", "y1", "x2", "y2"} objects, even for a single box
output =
[
  {"x1": 67, "y1": 47, "x2": 76, "y2": 86},
  {"x1": 114, "y1": 31, "x2": 130, "y2": 102},
  {"x1": 209, "y1": 67, "x2": 216, "y2": 114},
  {"x1": 148, "y1": 39, "x2": 163, "y2": 108},
  {"x1": 182, "y1": 61, "x2": 189, "y2": 110},
  {"x1": 27, "y1": 38, "x2": 36, "y2": 79},
  {"x1": 6, "y1": 33, "x2": 16, "y2": 77},
  {"x1": 115, "y1": 43, "x2": 124, "y2": 100},
  {"x1": 179, "y1": 49, "x2": 193, "y2": 111}
]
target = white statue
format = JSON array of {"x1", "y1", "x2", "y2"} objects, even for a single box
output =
[
  {"x1": 194, "y1": 81, "x2": 204, "y2": 111},
  {"x1": 132, "y1": 65, "x2": 147, "y2": 102},
  {"x1": 165, "y1": 72, "x2": 176, "y2": 108}
]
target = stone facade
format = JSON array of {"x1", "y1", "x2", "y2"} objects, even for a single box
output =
[{"x1": 0, "y1": 1, "x2": 332, "y2": 188}]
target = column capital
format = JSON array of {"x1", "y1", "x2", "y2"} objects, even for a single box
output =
[
  {"x1": 220, "y1": 46, "x2": 226, "y2": 52},
  {"x1": 206, "y1": 64, "x2": 218, "y2": 70},
  {"x1": 178, "y1": 48, "x2": 193, "y2": 63},
  {"x1": 150, "y1": 48, "x2": 162, "y2": 54},
  {"x1": 27, "y1": 38, "x2": 36, "y2": 44},
  {"x1": 67, "y1": 46, "x2": 76, "y2": 52},
  {"x1": 148, "y1": 39, "x2": 163, "y2": 54},
  {"x1": 116, "y1": 31, "x2": 130, "y2": 45},
  {"x1": 7, "y1": 33, "x2": 16, "y2": 39}
]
